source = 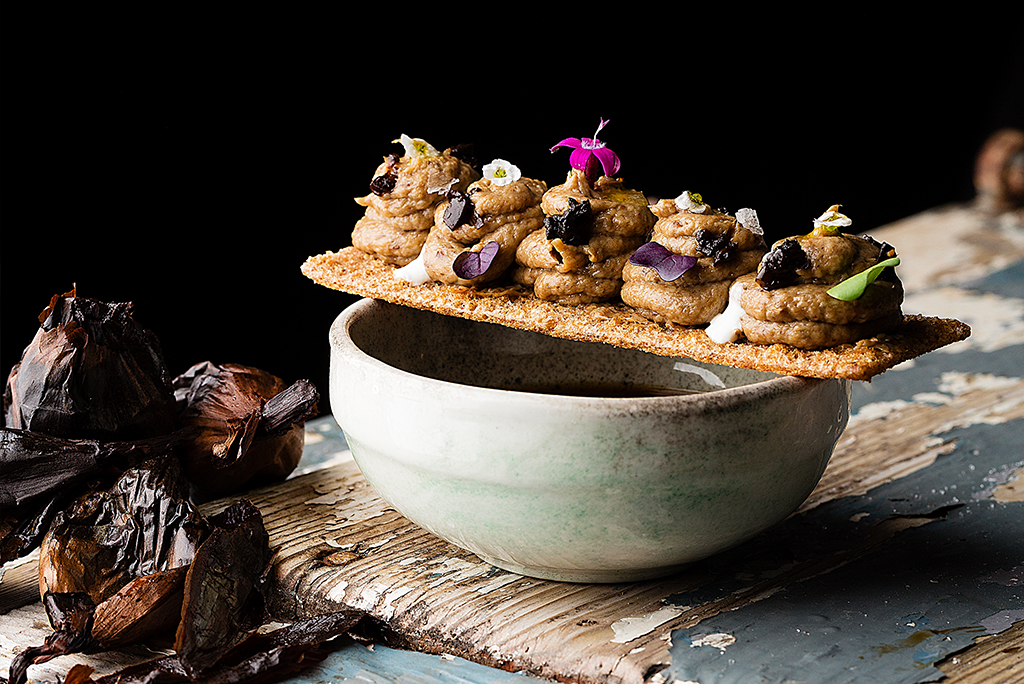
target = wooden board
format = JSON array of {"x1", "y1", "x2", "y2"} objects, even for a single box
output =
[
  {"x1": 4, "y1": 201, "x2": 1023, "y2": 684},
  {"x1": 7, "y1": 368, "x2": 1023, "y2": 684},
  {"x1": 236, "y1": 372, "x2": 1024, "y2": 683}
]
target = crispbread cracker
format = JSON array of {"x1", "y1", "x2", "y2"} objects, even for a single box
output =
[{"x1": 301, "y1": 247, "x2": 971, "y2": 381}]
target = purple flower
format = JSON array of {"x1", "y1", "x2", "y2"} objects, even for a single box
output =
[
  {"x1": 629, "y1": 242, "x2": 697, "y2": 281},
  {"x1": 550, "y1": 118, "x2": 621, "y2": 184}
]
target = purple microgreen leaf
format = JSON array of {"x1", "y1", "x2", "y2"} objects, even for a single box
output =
[
  {"x1": 453, "y1": 241, "x2": 501, "y2": 280},
  {"x1": 629, "y1": 242, "x2": 697, "y2": 281}
]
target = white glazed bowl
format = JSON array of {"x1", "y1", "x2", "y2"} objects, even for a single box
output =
[{"x1": 329, "y1": 298, "x2": 851, "y2": 583}]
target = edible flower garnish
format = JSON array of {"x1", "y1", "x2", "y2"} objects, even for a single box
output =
[
  {"x1": 827, "y1": 256, "x2": 901, "y2": 301},
  {"x1": 550, "y1": 118, "x2": 621, "y2": 184},
  {"x1": 394, "y1": 134, "x2": 439, "y2": 158},
  {"x1": 629, "y1": 241, "x2": 697, "y2": 281},
  {"x1": 736, "y1": 207, "x2": 762, "y2": 235},
  {"x1": 811, "y1": 204, "x2": 852, "y2": 236},
  {"x1": 675, "y1": 191, "x2": 707, "y2": 214},
  {"x1": 482, "y1": 159, "x2": 521, "y2": 186},
  {"x1": 453, "y1": 241, "x2": 500, "y2": 279}
]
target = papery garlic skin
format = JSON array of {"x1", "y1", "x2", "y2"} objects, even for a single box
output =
[
  {"x1": 5, "y1": 290, "x2": 178, "y2": 441},
  {"x1": 171, "y1": 361, "x2": 317, "y2": 499}
]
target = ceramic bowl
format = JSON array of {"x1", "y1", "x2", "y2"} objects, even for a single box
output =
[{"x1": 329, "y1": 298, "x2": 851, "y2": 583}]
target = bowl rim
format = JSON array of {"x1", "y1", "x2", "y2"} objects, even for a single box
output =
[{"x1": 330, "y1": 297, "x2": 825, "y2": 407}]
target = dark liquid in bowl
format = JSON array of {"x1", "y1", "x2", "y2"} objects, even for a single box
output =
[{"x1": 512, "y1": 383, "x2": 704, "y2": 398}]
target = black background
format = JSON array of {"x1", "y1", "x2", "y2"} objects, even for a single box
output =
[{"x1": 3, "y1": 18, "x2": 1023, "y2": 418}]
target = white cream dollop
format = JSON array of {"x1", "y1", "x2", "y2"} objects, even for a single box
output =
[
  {"x1": 705, "y1": 280, "x2": 746, "y2": 344},
  {"x1": 393, "y1": 252, "x2": 431, "y2": 285}
]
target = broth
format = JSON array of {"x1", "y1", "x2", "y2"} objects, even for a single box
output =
[{"x1": 510, "y1": 382, "x2": 705, "y2": 398}]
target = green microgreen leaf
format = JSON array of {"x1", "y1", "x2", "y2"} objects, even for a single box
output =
[{"x1": 827, "y1": 256, "x2": 900, "y2": 301}]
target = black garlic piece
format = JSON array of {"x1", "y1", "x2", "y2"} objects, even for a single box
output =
[
  {"x1": 172, "y1": 361, "x2": 318, "y2": 499},
  {"x1": 544, "y1": 197, "x2": 593, "y2": 246},
  {"x1": 4, "y1": 288, "x2": 177, "y2": 441},
  {"x1": 756, "y1": 239, "x2": 812, "y2": 290}
]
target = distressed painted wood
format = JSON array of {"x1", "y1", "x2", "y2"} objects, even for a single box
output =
[
  {"x1": 5, "y1": 371, "x2": 1022, "y2": 683},
  {"x1": 3, "y1": 200, "x2": 1023, "y2": 683},
  {"x1": 874, "y1": 203, "x2": 1024, "y2": 294}
]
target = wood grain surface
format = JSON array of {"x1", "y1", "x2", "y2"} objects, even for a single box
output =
[
  {"x1": 4, "y1": 367, "x2": 1022, "y2": 683},
  {"x1": 4, "y1": 200, "x2": 1023, "y2": 683}
]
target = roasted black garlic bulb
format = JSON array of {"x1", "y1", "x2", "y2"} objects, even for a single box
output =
[
  {"x1": 4, "y1": 288, "x2": 177, "y2": 441},
  {"x1": 172, "y1": 361, "x2": 318, "y2": 498}
]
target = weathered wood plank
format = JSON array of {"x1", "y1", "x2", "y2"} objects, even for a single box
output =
[
  {"x1": 870, "y1": 203, "x2": 1024, "y2": 293},
  {"x1": 238, "y1": 371, "x2": 1024, "y2": 683},
  {"x1": 4, "y1": 375, "x2": 1023, "y2": 683},
  {"x1": 4, "y1": 201, "x2": 1023, "y2": 682},
  {"x1": 803, "y1": 370, "x2": 1024, "y2": 512},
  {"x1": 0, "y1": 555, "x2": 38, "y2": 616},
  {"x1": 938, "y1": 620, "x2": 1024, "y2": 683}
]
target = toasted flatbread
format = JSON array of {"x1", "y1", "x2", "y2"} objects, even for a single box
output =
[{"x1": 301, "y1": 247, "x2": 971, "y2": 381}]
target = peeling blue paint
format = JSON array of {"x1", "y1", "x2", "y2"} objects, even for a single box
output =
[
  {"x1": 966, "y1": 255, "x2": 1024, "y2": 301},
  {"x1": 661, "y1": 257, "x2": 1024, "y2": 684},
  {"x1": 664, "y1": 500, "x2": 1024, "y2": 683},
  {"x1": 282, "y1": 641, "x2": 546, "y2": 683},
  {"x1": 981, "y1": 609, "x2": 1024, "y2": 634}
]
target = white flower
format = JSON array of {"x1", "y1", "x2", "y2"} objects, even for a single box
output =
[
  {"x1": 394, "y1": 134, "x2": 439, "y2": 159},
  {"x1": 736, "y1": 207, "x2": 762, "y2": 235},
  {"x1": 675, "y1": 190, "x2": 707, "y2": 214},
  {"x1": 482, "y1": 159, "x2": 521, "y2": 186},
  {"x1": 813, "y1": 206, "x2": 852, "y2": 229}
]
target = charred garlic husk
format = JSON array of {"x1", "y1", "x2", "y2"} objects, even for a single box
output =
[
  {"x1": 172, "y1": 361, "x2": 318, "y2": 499},
  {"x1": 4, "y1": 288, "x2": 178, "y2": 441}
]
